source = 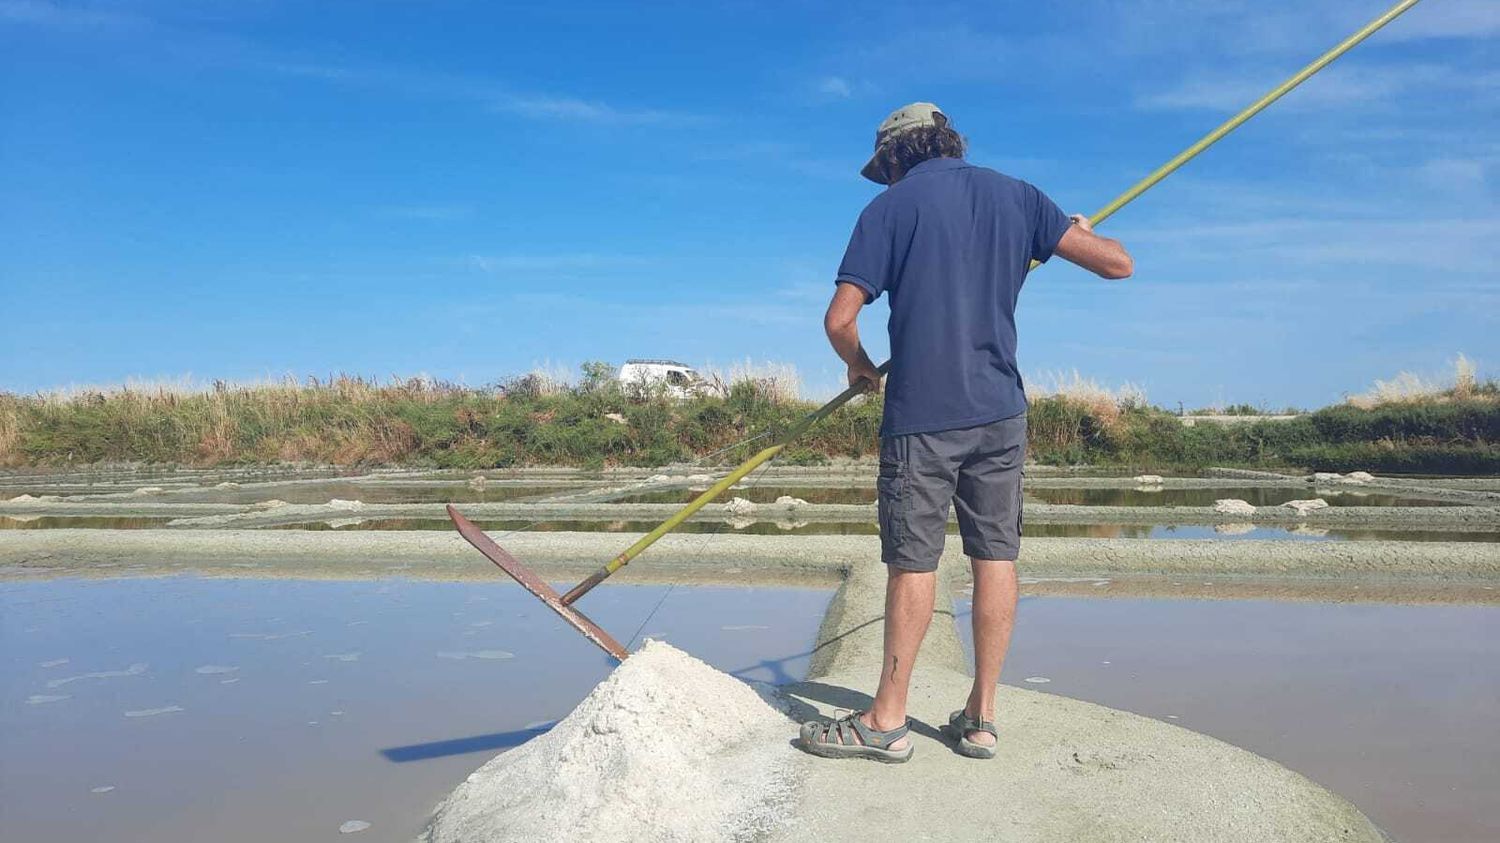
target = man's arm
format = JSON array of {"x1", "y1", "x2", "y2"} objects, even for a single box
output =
[
  {"x1": 1053, "y1": 214, "x2": 1133, "y2": 279},
  {"x1": 824, "y1": 282, "x2": 883, "y2": 392}
]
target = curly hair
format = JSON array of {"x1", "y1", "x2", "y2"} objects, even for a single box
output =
[{"x1": 874, "y1": 121, "x2": 967, "y2": 182}]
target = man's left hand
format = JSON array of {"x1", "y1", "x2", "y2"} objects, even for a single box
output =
[{"x1": 848, "y1": 360, "x2": 883, "y2": 393}]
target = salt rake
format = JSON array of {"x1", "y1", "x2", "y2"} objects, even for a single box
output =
[
  {"x1": 448, "y1": 0, "x2": 1424, "y2": 661},
  {"x1": 446, "y1": 366, "x2": 887, "y2": 662}
]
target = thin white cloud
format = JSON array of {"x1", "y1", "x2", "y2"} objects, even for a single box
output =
[
  {"x1": 467, "y1": 254, "x2": 652, "y2": 273},
  {"x1": 816, "y1": 76, "x2": 853, "y2": 99},
  {"x1": 695, "y1": 141, "x2": 853, "y2": 180},
  {"x1": 375, "y1": 203, "x2": 474, "y2": 222},
  {"x1": 4, "y1": 4, "x2": 697, "y2": 127},
  {"x1": 1413, "y1": 157, "x2": 1491, "y2": 194},
  {"x1": 1136, "y1": 63, "x2": 1494, "y2": 112},
  {"x1": 1118, "y1": 216, "x2": 1500, "y2": 274},
  {"x1": 1096, "y1": 0, "x2": 1499, "y2": 60},
  {"x1": 495, "y1": 94, "x2": 685, "y2": 125},
  {"x1": 264, "y1": 58, "x2": 698, "y2": 125},
  {"x1": 1378, "y1": 0, "x2": 1500, "y2": 42},
  {"x1": 0, "y1": 0, "x2": 136, "y2": 28}
]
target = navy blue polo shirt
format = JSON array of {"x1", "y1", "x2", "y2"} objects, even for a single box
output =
[{"x1": 835, "y1": 156, "x2": 1071, "y2": 437}]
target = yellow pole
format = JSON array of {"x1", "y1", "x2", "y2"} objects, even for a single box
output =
[
  {"x1": 1088, "y1": 0, "x2": 1422, "y2": 228},
  {"x1": 567, "y1": 0, "x2": 1424, "y2": 602}
]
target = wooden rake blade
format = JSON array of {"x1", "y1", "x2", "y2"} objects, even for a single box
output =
[{"x1": 446, "y1": 505, "x2": 629, "y2": 661}]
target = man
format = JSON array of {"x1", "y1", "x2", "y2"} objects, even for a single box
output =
[{"x1": 799, "y1": 103, "x2": 1132, "y2": 762}]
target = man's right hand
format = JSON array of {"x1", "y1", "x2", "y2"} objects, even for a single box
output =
[{"x1": 848, "y1": 360, "x2": 883, "y2": 393}]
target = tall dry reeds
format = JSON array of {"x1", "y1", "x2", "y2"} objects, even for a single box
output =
[
  {"x1": 699, "y1": 359, "x2": 802, "y2": 403},
  {"x1": 1024, "y1": 370, "x2": 1148, "y2": 460},
  {"x1": 1347, "y1": 354, "x2": 1489, "y2": 408},
  {"x1": 2, "y1": 374, "x2": 459, "y2": 466},
  {"x1": 0, "y1": 395, "x2": 21, "y2": 464}
]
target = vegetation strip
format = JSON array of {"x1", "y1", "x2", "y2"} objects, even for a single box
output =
[{"x1": 3, "y1": 361, "x2": 1495, "y2": 474}]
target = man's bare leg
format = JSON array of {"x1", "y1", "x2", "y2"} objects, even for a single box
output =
[
  {"x1": 964, "y1": 558, "x2": 1018, "y2": 747},
  {"x1": 858, "y1": 566, "x2": 936, "y2": 751}
]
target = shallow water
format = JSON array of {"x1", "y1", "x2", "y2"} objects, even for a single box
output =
[
  {"x1": 613, "y1": 484, "x2": 880, "y2": 504},
  {"x1": 1026, "y1": 486, "x2": 1454, "y2": 507},
  {"x1": 171, "y1": 482, "x2": 584, "y2": 505},
  {"x1": 0, "y1": 576, "x2": 830, "y2": 842},
  {"x1": 256, "y1": 518, "x2": 1500, "y2": 543},
  {"x1": 952, "y1": 594, "x2": 1500, "y2": 843},
  {"x1": 611, "y1": 483, "x2": 1455, "y2": 507},
  {"x1": 1021, "y1": 523, "x2": 1500, "y2": 542},
  {"x1": 0, "y1": 516, "x2": 176, "y2": 529}
]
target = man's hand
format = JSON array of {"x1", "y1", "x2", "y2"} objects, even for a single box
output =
[
  {"x1": 847, "y1": 359, "x2": 883, "y2": 394},
  {"x1": 1069, "y1": 213, "x2": 1093, "y2": 233}
]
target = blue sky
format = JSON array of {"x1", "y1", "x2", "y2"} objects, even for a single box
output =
[{"x1": 1, "y1": 0, "x2": 1495, "y2": 408}]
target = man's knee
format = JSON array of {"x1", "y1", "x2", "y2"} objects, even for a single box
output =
[{"x1": 885, "y1": 565, "x2": 937, "y2": 585}]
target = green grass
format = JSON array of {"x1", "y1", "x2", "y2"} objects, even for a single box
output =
[{"x1": 3, "y1": 366, "x2": 1496, "y2": 475}]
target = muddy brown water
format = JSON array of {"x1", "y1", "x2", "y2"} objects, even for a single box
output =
[
  {"x1": 168, "y1": 483, "x2": 583, "y2": 505},
  {"x1": 1026, "y1": 487, "x2": 1454, "y2": 507},
  {"x1": 612, "y1": 485, "x2": 1455, "y2": 507},
  {"x1": 953, "y1": 592, "x2": 1500, "y2": 843},
  {"x1": 0, "y1": 516, "x2": 177, "y2": 530},
  {"x1": 0, "y1": 483, "x2": 584, "y2": 505},
  {"x1": 253, "y1": 518, "x2": 1500, "y2": 543},
  {"x1": 0, "y1": 576, "x2": 832, "y2": 842}
]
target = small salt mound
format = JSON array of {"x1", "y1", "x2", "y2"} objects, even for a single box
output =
[
  {"x1": 1282, "y1": 498, "x2": 1330, "y2": 517},
  {"x1": 423, "y1": 640, "x2": 795, "y2": 843},
  {"x1": 723, "y1": 497, "x2": 756, "y2": 517},
  {"x1": 1213, "y1": 498, "x2": 1256, "y2": 516}
]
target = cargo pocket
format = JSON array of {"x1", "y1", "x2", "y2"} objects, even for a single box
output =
[
  {"x1": 1015, "y1": 467, "x2": 1025, "y2": 538},
  {"x1": 877, "y1": 438, "x2": 907, "y2": 546}
]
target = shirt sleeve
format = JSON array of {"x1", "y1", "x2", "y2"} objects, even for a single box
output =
[
  {"x1": 835, "y1": 200, "x2": 896, "y2": 303},
  {"x1": 1026, "y1": 182, "x2": 1072, "y2": 264}
]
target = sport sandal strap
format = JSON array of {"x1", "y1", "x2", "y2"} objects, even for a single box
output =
[
  {"x1": 951, "y1": 709, "x2": 997, "y2": 737},
  {"x1": 846, "y1": 712, "x2": 908, "y2": 749}
]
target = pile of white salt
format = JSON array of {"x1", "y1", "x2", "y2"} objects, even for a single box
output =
[{"x1": 422, "y1": 640, "x2": 797, "y2": 843}]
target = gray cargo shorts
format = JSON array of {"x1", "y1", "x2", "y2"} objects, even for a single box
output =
[{"x1": 877, "y1": 413, "x2": 1026, "y2": 572}]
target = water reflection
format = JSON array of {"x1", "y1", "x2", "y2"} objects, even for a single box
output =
[{"x1": 1, "y1": 576, "x2": 831, "y2": 842}]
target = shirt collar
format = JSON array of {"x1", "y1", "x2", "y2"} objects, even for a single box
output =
[{"x1": 904, "y1": 157, "x2": 971, "y2": 178}]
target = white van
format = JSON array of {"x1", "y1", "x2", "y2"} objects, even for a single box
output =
[{"x1": 617, "y1": 359, "x2": 703, "y2": 397}]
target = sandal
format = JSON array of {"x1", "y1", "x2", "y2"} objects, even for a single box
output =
[
  {"x1": 798, "y1": 711, "x2": 913, "y2": 763},
  {"x1": 945, "y1": 709, "x2": 998, "y2": 759}
]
